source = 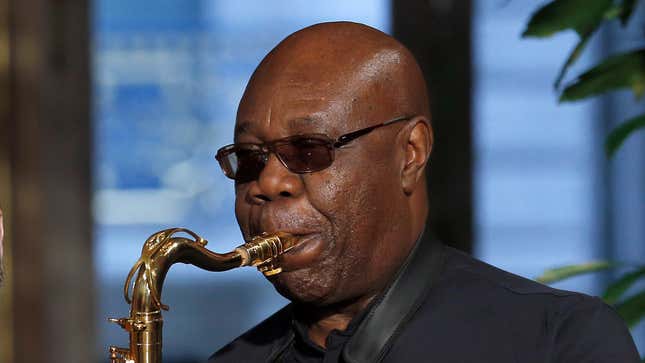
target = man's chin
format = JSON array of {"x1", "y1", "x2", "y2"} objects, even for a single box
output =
[
  {"x1": 269, "y1": 269, "x2": 336, "y2": 305},
  {"x1": 266, "y1": 235, "x2": 339, "y2": 304}
]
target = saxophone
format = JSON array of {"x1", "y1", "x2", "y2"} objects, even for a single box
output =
[{"x1": 107, "y1": 228, "x2": 297, "y2": 363}]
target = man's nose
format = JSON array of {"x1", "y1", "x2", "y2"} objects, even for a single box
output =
[{"x1": 248, "y1": 153, "x2": 303, "y2": 203}]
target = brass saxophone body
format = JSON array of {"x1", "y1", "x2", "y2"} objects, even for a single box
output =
[{"x1": 108, "y1": 228, "x2": 297, "y2": 363}]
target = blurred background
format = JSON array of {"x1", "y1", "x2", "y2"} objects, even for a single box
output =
[{"x1": 1, "y1": 0, "x2": 644, "y2": 362}]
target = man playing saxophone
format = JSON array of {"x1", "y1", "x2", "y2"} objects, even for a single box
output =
[{"x1": 208, "y1": 22, "x2": 639, "y2": 363}]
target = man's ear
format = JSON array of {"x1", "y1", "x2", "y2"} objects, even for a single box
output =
[{"x1": 401, "y1": 117, "x2": 433, "y2": 194}]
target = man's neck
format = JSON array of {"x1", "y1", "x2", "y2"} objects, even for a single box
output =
[
  {"x1": 296, "y1": 226, "x2": 426, "y2": 349},
  {"x1": 296, "y1": 293, "x2": 378, "y2": 349}
]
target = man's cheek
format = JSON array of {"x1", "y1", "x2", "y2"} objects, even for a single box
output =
[{"x1": 309, "y1": 171, "x2": 353, "y2": 208}]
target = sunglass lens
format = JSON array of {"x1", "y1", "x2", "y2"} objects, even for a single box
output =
[
  {"x1": 276, "y1": 138, "x2": 333, "y2": 173},
  {"x1": 220, "y1": 149, "x2": 266, "y2": 183}
]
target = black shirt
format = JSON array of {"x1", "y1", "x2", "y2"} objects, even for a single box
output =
[
  {"x1": 210, "y1": 242, "x2": 640, "y2": 363},
  {"x1": 278, "y1": 317, "x2": 352, "y2": 363},
  {"x1": 278, "y1": 304, "x2": 372, "y2": 363}
]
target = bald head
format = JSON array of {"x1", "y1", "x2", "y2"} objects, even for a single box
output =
[
  {"x1": 238, "y1": 22, "x2": 430, "y2": 137},
  {"x1": 231, "y1": 22, "x2": 433, "y2": 308}
]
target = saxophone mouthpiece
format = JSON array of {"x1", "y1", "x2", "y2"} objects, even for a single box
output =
[{"x1": 235, "y1": 232, "x2": 297, "y2": 276}]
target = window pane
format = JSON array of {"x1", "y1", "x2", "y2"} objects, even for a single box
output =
[
  {"x1": 472, "y1": 1, "x2": 601, "y2": 292},
  {"x1": 93, "y1": 1, "x2": 390, "y2": 361}
]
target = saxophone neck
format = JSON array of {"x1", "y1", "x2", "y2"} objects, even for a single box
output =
[
  {"x1": 125, "y1": 228, "x2": 298, "y2": 313},
  {"x1": 126, "y1": 228, "x2": 245, "y2": 313}
]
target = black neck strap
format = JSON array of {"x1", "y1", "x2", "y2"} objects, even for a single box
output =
[{"x1": 342, "y1": 230, "x2": 445, "y2": 363}]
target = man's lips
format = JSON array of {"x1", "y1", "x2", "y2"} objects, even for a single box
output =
[
  {"x1": 249, "y1": 229, "x2": 316, "y2": 242},
  {"x1": 247, "y1": 229, "x2": 325, "y2": 271},
  {"x1": 248, "y1": 217, "x2": 327, "y2": 269},
  {"x1": 275, "y1": 232, "x2": 327, "y2": 271},
  {"x1": 283, "y1": 233, "x2": 319, "y2": 255},
  {"x1": 248, "y1": 230, "x2": 319, "y2": 254}
]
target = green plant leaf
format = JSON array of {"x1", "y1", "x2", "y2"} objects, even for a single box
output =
[
  {"x1": 554, "y1": 33, "x2": 593, "y2": 88},
  {"x1": 619, "y1": 0, "x2": 638, "y2": 25},
  {"x1": 601, "y1": 1, "x2": 640, "y2": 25},
  {"x1": 603, "y1": 4, "x2": 623, "y2": 20},
  {"x1": 522, "y1": 0, "x2": 612, "y2": 38},
  {"x1": 606, "y1": 114, "x2": 645, "y2": 157},
  {"x1": 560, "y1": 49, "x2": 645, "y2": 102},
  {"x1": 615, "y1": 290, "x2": 645, "y2": 327},
  {"x1": 603, "y1": 266, "x2": 645, "y2": 304},
  {"x1": 536, "y1": 261, "x2": 614, "y2": 284}
]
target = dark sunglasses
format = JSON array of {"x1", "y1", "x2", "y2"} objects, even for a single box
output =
[{"x1": 215, "y1": 115, "x2": 413, "y2": 183}]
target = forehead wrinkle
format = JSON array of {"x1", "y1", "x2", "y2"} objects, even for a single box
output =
[
  {"x1": 288, "y1": 117, "x2": 316, "y2": 129},
  {"x1": 287, "y1": 116, "x2": 330, "y2": 133},
  {"x1": 280, "y1": 78, "x2": 331, "y2": 91}
]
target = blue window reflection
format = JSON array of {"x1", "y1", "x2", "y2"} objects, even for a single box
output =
[
  {"x1": 472, "y1": 1, "x2": 601, "y2": 294},
  {"x1": 93, "y1": 1, "x2": 389, "y2": 361}
]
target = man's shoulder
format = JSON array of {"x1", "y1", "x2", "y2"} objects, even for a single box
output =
[
  {"x1": 395, "y1": 245, "x2": 639, "y2": 362},
  {"x1": 208, "y1": 304, "x2": 293, "y2": 363},
  {"x1": 437, "y1": 245, "x2": 619, "y2": 319},
  {"x1": 426, "y1": 247, "x2": 625, "y2": 340},
  {"x1": 441, "y1": 245, "x2": 584, "y2": 301}
]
